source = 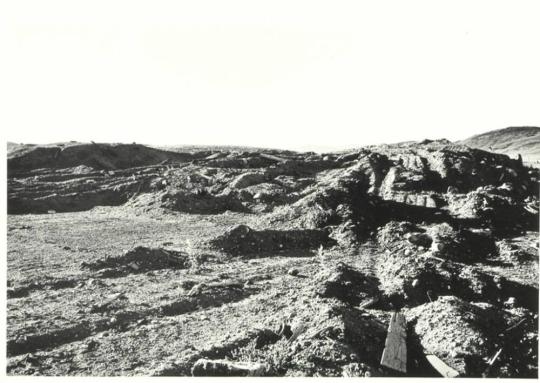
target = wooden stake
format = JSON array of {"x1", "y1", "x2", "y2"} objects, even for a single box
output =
[
  {"x1": 380, "y1": 312, "x2": 407, "y2": 373},
  {"x1": 482, "y1": 348, "x2": 503, "y2": 377},
  {"x1": 425, "y1": 354, "x2": 460, "y2": 378}
]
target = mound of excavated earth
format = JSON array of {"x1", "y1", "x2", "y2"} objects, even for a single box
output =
[{"x1": 6, "y1": 140, "x2": 539, "y2": 377}]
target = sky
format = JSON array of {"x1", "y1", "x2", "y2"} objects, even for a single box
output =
[{"x1": 1, "y1": 0, "x2": 539, "y2": 151}]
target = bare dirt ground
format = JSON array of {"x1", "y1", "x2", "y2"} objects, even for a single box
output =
[{"x1": 6, "y1": 141, "x2": 539, "y2": 377}]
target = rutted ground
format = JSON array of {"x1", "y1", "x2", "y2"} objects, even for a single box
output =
[{"x1": 6, "y1": 140, "x2": 539, "y2": 377}]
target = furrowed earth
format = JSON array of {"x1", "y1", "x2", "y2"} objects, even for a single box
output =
[{"x1": 6, "y1": 140, "x2": 539, "y2": 377}]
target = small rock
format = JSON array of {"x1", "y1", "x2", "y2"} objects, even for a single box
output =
[
  {"x1": 188, "y1": 283, "x2": 205, "y2": 296},
  {"x1": 128, "y1": 262, "x2": 140, "y2": 271},
  {"x1": 504, "y1": 297, "x2": 516, "y2": 307},
  {"x1": 22, "y1": 353, "x2": 39, "y2": 366},
  {"x1": 288, "y1": 268, "x2": 300, "y2": 276},
  {"x1": 107, "y1": 292, "x2": 127, "y2": 300},
  {"x1": 84, "y1": 340, "x2": 99, "y2": 353}
]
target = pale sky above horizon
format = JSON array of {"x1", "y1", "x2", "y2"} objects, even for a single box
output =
[{"x1": 1, "y1": 1, "x2": 539, "y2": 151}]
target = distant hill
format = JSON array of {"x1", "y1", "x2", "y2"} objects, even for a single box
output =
[
  {"x1": 7, "y1": 142, "x2": 197, "y2": 175},
  {"x1": 461, "y1": 126, "x2": 540, "y2": 165}
]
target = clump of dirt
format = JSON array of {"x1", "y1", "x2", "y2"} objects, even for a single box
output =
[
  {"x1": 377, "y1": 220, "x2": 497, "y2": 263},
  {"x1": 313, "y1": 262, "x2": 380, "y2": 306},
  {"x1": 376, "y1": 221, "x2": 445, "y2": 306},
  {"x1": 377, "y1": 221, "x2": 421, "y2": 250},
  {"x1": 269, "y1": 200, "x2": 340, "y2": 230},
  {"x1": 496, "y1": 238, "x2": 538, "y2": 263},
  {"x1": 447, "y1": 189, "x2": 538, "y2": 233},
  {"x1": 81, "y1": 246, "x2": 191, "y2": 273},
  {"x1": 375, "y1": 248, "x2": 442, "y2": 307},
  {"x1": 206, "y1": 225, "x2": 335, "y2": 256},
  {"x1": 427, "y1": 223, "x2": 497, "y2": 262},
  {"x1": 237, "y1": 183, "x2": 291, "y2": 206}
]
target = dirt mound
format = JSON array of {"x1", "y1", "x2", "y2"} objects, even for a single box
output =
[
  {"x1": 81, "y1": 246, "x2": 190, "y2": 274},
  {"x1": 426, "y1": 224, "x2": 497, "y2": 261},
  {"x1": 207, "y1": 225, "x2": 335, "y2": 256},
  {"x1": 381, "y1": 248, "x2": 537, "y2": 309},
  {"x1": 447, "y1": 189, "x2": 539, "y2": 233},
  {"x1": 375, "y1": 220, "x2": 537, "y2": 308},
  {"x1": 496, "y1": 238, "x2": 539, "y2": 263},
  {"x1": 377, "y1": 221, "x2": 421, "y2": 250},
  {"x1": 268, "y1": 158, "x2": 383, "y2": 242},
  {"x1": 222, "y1": 302, "x2": 387, "y2": 377},
  {"x1": 378, "y1": 221, "x2": 497, "y2": 262},
  {"x1": 237, "y1": 183, "x2": 290, "y2": 206},
  {"x1": 8, "y1": 142, "x2": 195, "y2": 175},
  {"x1": 160, "y1": 189, "x2": 247, "y2": 214},
  {"x1": 375, "y1": 246, "x2": 441, "y2": 307},
  {"x1": 229, "y1": 172, "x2": 268, "y2": 189},
  {"x1": 7, "y1": 163, "x2": 166, "y2": 214},
  {"x1": 314, "y1": 262, "x2": 380, "y2": 306},
  {"x1": 406, "y1": 296, "x2": 537, "y2": 377},
  {"x1": 268, "y1": 200, "x2": 340, "y2": 231}
]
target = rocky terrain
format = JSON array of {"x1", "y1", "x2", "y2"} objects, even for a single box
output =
[{"x1": 6, "y1": 138, "x2": 539, "y2": 377}]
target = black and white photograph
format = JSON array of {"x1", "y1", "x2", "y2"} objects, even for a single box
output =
[{"x1": 2, "y1": 0, "x2": 539, "y2": 379}]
